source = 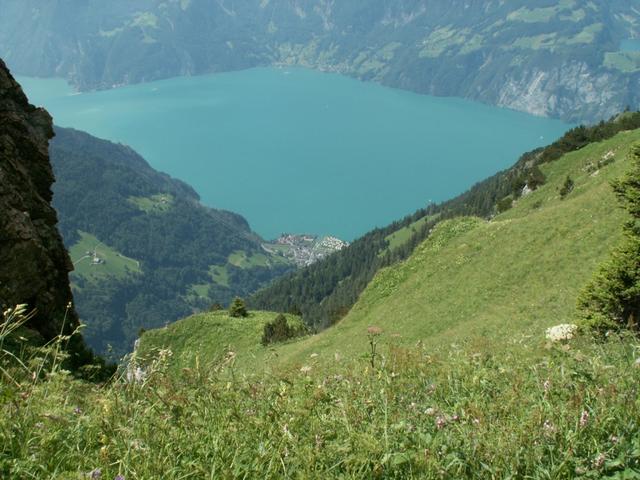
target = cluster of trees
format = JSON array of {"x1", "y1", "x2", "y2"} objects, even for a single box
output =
[
  {"x1": 252, "y1": 111, "x2": 640, "y2": 331},
  {"x1": 51, "y1": 128, "x2": 292, "y2": 357}
]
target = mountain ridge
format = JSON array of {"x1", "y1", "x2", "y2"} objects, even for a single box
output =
[{"x1": 1, "y1": 0, "x2": 639, "y2": 122}]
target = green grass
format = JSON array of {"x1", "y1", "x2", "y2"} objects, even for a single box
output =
[
  {"x1": 68, "y1": 231, "x2": 141, "y2": 282},
  {"x1": 228, "y1": 250, "x2": 289, "y2": 269},
  {"x1": 208, "y1": 265, "x2": 230, "y2": 287},
  {"x1": 127, "y1": 193, "x2": 174, "y2": 213},
  {"x1": 137, "y1": 311, "x2": 305, "y2": 376},
  {"x1": 604, "y1": 52, "x2": 640, "y2": 73},
  {"x1": 3, "y1": 320, "x2": 640, "y2": 478},
  {"x1": 507, "y1": 0, "x2": 576, "y2": 23},
  {"x1": 384, "y1": 215, "x2": 438, "y2": 252}
]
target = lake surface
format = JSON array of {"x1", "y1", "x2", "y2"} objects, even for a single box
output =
[
  {"x1": 18, "y1": 68, "x2": 570, "y2": 240},
  {"x1": 621, "y1": 39, "x2": 640, "y2": 52}
]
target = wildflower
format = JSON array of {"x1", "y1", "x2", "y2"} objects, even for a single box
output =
[
  {"x1": 610, "y1": 435, "x2": 620, "y2": 444},
  {"x1": 472, "y1": 418, "x2": 480, "y2": 426},
  {"x1": 126, "y1": 366, "x2": 147, "y2": 384},
  {"x1": 35, "y1": 422, "x2": 44, "y2": 429},
  {"x1": 424, "y1": 407, "x2": 436, "y2": 416},
  {"x1": 452, "y1": 414, "x2": 460, "y2": 422},
  {"x1": 545, "y1": 324, "x2": 578, "y2": 342},
  {"x1": 593, "y1": 453, "x2": 606, "y2": 469},
  {"x1": 367, "y1": 326, "x2": 383, "y2": 336},
  {"x1": 300, "y1": 365, "x2": 312, "y2": 374},
  {"x1": 73, "y1": 407, "x2": 82, "y2": 415},
  {"x1": 90, "y1": 469, "x2": 102, "y2": 479},
  {"x1": 543, "y1": 379, "x2": 551, "y2": 393},
  {"x1": 435, "y1": 416, "x2": 447, "y2": 429},
  {"x1": 115, "y1": 475, "x2": 125, "y2": 480},
  {"x1": 579, "y1": 410, "x2": 589, "y2": 428},
  {"x1": 543, "y1": 420, "x2": 556, "y2": 435}
]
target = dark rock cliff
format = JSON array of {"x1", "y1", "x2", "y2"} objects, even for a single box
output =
[{"x1": 0, "y1": 58, "x2": 88, "y2": 361}]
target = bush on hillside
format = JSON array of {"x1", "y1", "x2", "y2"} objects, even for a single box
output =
[
  {"x1": 578, "y1": 145, "x2": 640, "y2": 331},
  {"x1": 261, "y1": 313, "x2": 301, "y2": 345},
  {"x1": 559, "y1": 176, "x2": 574, "y2": 199},
  {"x1": 496, "y1": 196, "x2": 514, "y2": 214},
  {"x1": 228, "y1": 297, "x2": 248, "y2": 318}
]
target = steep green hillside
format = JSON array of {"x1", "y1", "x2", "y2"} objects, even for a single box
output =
[
  {"x1": 273, "y1": 129, "x2": 638, "y2": 366},
  {"x1": 252, "y1": 112, "x2": 640, "y2": 332},
  {"x1": 1, "y1": 0, "x2": 639, "y2": 121},
  {"x1": 50, "y1": 127, "x2": 293, "y2": 356},
  {"x1": 151, "y1": 128, "x2": 640, "y2": 374}
]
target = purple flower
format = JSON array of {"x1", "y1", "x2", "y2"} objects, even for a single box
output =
[
  {"x1": 90, "y1": 469, "x2": 102, "y2": 479},
  {"x1": 115, "y1": 475, "x2": 125, "y2": 480}
]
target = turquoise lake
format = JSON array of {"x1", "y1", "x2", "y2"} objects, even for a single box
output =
[
  {"x1": 18, "y1": 68, "x2": 571, "y2": 240},
  {"x1": 621, "y1": 39, "x2": 640, "y2": 52}
]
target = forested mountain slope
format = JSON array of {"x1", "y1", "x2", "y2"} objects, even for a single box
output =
[
  {"x1": 1, "y1": 0, "x2": 639, "y2": 121},
  {"x1": 50, "y1": 127, "x2": 293, "y2": 356}
]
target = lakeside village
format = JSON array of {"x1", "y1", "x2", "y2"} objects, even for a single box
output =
[{"x1": 264, "y1": 234, "x2": 349, "y2": 267}]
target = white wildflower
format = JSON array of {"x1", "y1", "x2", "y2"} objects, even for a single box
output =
[
  {"x1": 545, "y1": 324, "x2": 578, "y2": 342},
  {"x1": 126, "y1": 366, "x2": 147, "y2": 384},
  {"x1": 300, "y1": 365, "x2": 312, "y2": 374},
  {"x1": 593, "y1": 453, "x2": 606, "y2": 469},
  {"x1": 543, "y1": 420, "x2": 556, "y2": 435},
  {"x1": 579, "y1": 410, "x2": 589, "y2": 428}
]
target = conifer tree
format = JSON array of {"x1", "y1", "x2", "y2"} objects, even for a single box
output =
[{"x1": 229, "y1": 297, "x2": 248, "y2": 318}]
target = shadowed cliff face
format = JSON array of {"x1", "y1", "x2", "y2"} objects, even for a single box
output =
[{"x1": 0, "y1": 58, "x2": 80, "y2": 343}]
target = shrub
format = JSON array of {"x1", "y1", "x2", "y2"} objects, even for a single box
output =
[
  {"x1": 559, "y1": 176, "x2": 574, "y2": 199},
  {"x1": 228, "y1": 297, "x2": 248, "y2": 318},
  {"x1": 261, "y1": 314, "x2": 299, "y2": 345},
  {"x1": 496, "y1": 196, "x2": 514, "y2": 213}
]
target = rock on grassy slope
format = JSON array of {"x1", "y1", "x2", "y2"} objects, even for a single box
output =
[{"x1": 141, "y1": 128, "x2": 640, "y2": 373}]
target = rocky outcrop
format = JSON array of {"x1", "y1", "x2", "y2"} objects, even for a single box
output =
[{"x1": 0, "y1": 59, "x2": 83, "y2": 348}]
